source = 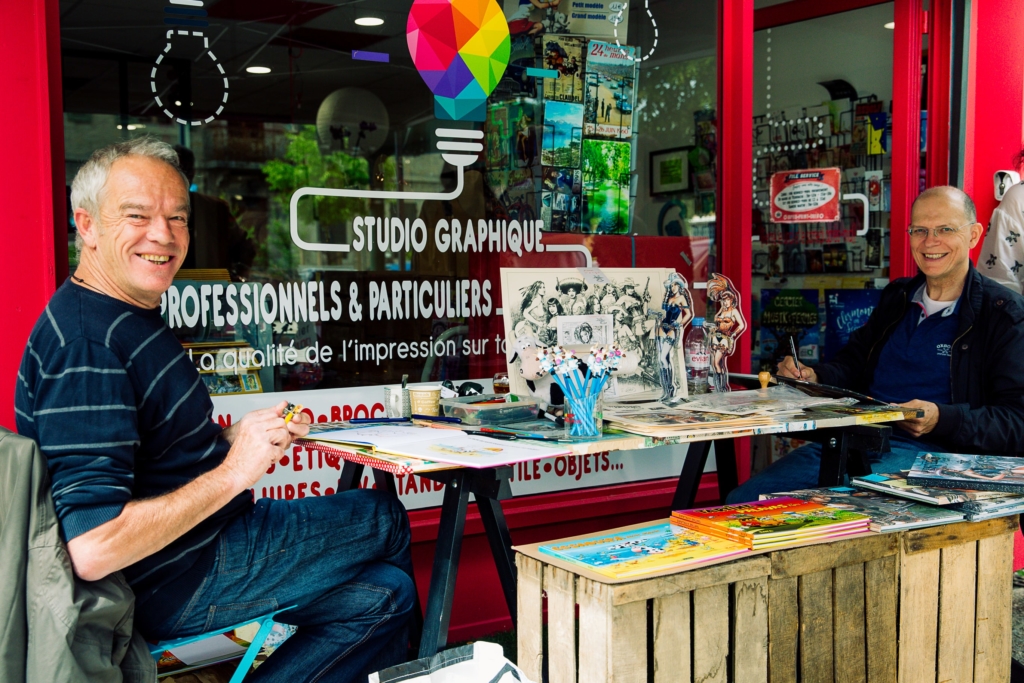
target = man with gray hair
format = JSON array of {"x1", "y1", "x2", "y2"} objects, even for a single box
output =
[
  {"x1": 729, "y1": 185, "x2": 1024, "y2": 502},
  {"x1": 15, "y1": 137, "x2": 415, "y2": 682}
]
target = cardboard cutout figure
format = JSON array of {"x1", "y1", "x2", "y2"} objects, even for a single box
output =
[
  {"x1": 706, "y1": 273, "x2": 747, "y2": 392},
  {"x1": 655, "y1": 272, "x2": 694, "y2": 399}
]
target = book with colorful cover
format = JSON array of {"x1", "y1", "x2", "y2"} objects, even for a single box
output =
[
  {"x1": 542, "y1": 35, "x2": 586, "y2": 103},
  {"x1": 759, "y1": 289, "x2": 820, "y2": 366},
  {"x1": 824, "y1": 289, "x2": 883, "y2": 362},
  {"x1": 541, "y1": 166, "x2": 582, "y2": 232},
  {"x1": 907, "y1": 452, "x2": 1024, "y2": 493},
  {"x1": 955, "y1": 500, "x2": 1024, "y2": 521},
  {"x1": 583, "y1": 40, "x2": 636, "y2": 139},
  {"x1": 670, "y1": 497, "x2": 870, "y2": 548},
  {"x1": 851, "y1": 470, "x2": 1010, "y2": 505},
  {"x1": 762, "y1": 486, "x2": 963, "y2": 532},
  {"x1": 538, "y1": 522, "x2": 749, "y2": 579}
]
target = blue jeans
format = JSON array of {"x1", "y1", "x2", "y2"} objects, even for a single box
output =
[
  {"x1": 139, "y1": 489, "x2": 416, "y2": 683},
  {"x1": 726, "y1": 435, "x2": 947, "y2": 504}
]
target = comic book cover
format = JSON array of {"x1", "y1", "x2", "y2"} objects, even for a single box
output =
[
  {"x1": 581, "y1": 138, "x2": 630, "y2": 233},
  {"x1": 763, "y1": 487, "x2": 963, "y2": 532},
  {"x1": 485, "y1": 104, "x2": 509, "y2": 169},
  {"x1": 541, "y1": 166, "x2": 582, "y2": 232},
  {"x1": 852, "y1": 470, "x2": 1012, "y2": 506},
  {"x1": 583, "y1": 40, "x2": 636, "y2": 139},
  {"x1": 538, "y1": 522, "x2": 749, "y2": 579},
  {"x1": 542, "y1": 35, "x2": 586, "y2": 103},
  {"x1": 824, "y1": 289, "x2": 881, "y2": 362},
  {"x1": 502, "y1": 0, "x2": 629, "y2": 39},
  {"x1": 493, "y1": 33, "x2": 537, "y2": 101},
  {"x1": 908, "y1": 452, "x2": 1024, "y2": 493},
  {"x1": 506, "y1": 98, "x2": 541, "y2": 169},
  {"x1": 670, "y1": 497, "x2": 870, "y2": 548},
  {"x1": 541, "y1": 101, "x2": 583, "y2": 167},
  {"x1": 759, "y1": 289, "x2": 820, "y2": 366}
]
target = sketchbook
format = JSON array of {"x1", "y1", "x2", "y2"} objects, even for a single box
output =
[{"x1": 302, "y1": 425, "x2": 570, "y2": 468}]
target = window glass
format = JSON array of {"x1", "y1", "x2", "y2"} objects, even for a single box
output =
[
  {"x1": 60, "y1": 0, "x2": 717, "y2": 401},
  {"x1": 751, "y1": 3, "x2": 895, "y2": 373}
]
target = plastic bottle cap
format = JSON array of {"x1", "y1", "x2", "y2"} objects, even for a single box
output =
[{"x1": 691, "y1": 317, "x2": 705, "y2": 327}]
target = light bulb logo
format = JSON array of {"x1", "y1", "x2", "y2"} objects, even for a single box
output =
[{"x1": 407, "y1": 0, "x2": 511, "y2": 122}]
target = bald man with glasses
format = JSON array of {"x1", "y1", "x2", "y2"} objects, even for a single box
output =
[{"x1": 729, "y1": 186, "x2": 1024, "y2": 503}]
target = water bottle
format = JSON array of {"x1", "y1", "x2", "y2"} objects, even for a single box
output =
[{"x1": 685, "y1": 318, "x2": 710, "y2": 395}]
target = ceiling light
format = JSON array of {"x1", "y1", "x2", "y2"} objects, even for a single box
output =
[
  {"x1": 355, "y1": 17, "x2": 384, "y2": 26},
  {"x1": 246, "y1": 66, "x2": 271, "y2": 74},
  {"x1": 884, "y1": 21, "x2": 895, "y2": 29}
]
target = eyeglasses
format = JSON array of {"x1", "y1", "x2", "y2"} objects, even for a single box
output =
[{"x1": 906, "y1": 222, "x2": 974, "y2": 240}]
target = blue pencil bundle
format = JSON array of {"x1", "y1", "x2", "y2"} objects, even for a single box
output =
[{"x1": 537, "y1": 344, "x2": 624, "y2": 437}]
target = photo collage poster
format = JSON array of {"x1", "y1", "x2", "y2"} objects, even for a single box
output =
[
  {"x1": 486, "y1": 13, "x2": 638, "y2": 234},
  {"x1": 500, "y1": 268, "x2": 685, "y2": 402}
]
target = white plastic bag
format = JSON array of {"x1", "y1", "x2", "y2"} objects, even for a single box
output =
[{"x1": 369, "y1": 642, "x2": 534, "y2": 683}]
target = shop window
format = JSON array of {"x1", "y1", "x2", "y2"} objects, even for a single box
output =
[{"x1": 60, "y1": 0, "x2": 717, "y2": 398}]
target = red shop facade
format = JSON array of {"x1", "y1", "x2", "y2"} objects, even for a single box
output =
[{"x1": 3, "y1": 0, "x2": 1024, "y2": 640}]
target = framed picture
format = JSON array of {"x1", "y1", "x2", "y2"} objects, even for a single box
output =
[{"x1": 649, "y1": 146, "x2": 692, "y2": 196}]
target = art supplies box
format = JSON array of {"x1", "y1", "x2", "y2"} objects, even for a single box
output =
[
  {"x1": 302, "y1": 425, "x2": 570, "y2": 468},
  {"x1": 670, "y1": 497, "x2": 870, "y2": 549},
  {"x1": 439, "y1": 394, "x2": 538, "y2": 425}
]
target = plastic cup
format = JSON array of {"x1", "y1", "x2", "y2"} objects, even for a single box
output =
[{"x1": 408, "y1": 386, "x2": 442, "y2": 416}]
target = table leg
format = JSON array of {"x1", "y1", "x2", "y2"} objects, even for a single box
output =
[
  {"x1": 672, "y1": 440, "x2": 714, "y2": 510},
  {"x1": 476, "y1": 495, "x2": 518, "y2": 627},
  {"x1": 817, "y1": 430, "x2": 850, "y2": 487},
  {"x1": 715, "y1": 439, "x2": 739, "y2": 501},
  {"x1": 338, "y1": 461, "x2": 364, "y2": 491},
  {"x1": 419, "y1": 470, "x2": 471, "y2": 659}
]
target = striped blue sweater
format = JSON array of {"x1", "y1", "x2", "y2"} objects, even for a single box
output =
[{"x1": 15, "y1": 280, "x2": 251, "y2": 609}]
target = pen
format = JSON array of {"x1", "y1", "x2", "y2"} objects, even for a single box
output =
[
  {"x1": 788, "y1": 337, "x2": 803, "y2": 380},
  {"x1": 465, "y1": 430, "x2": 518, "y2": 440},
  {"x1": 411, "y1": 414, "x2": 462, "y2": 423},
  {"x1": 349, "y1": 417, "x2": 411, "y2": 424},
  {"x1": 283, "y1": 403, "x2": 303, "y2": 423},
  {"x1": 480, "y1": 427, "x2": 558, "y2": 441}
]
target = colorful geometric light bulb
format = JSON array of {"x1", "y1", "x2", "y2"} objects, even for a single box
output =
[{"x1": 407, "y1": 0, "x2": 510, "y2": 122}]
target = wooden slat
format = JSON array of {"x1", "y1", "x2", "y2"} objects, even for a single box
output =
[
  {"x1": 578, "y1": 576, "x2": 648, "y2": 683},
  {"x1": 898, "y1": 549, "x2": 940, "y2": 682},
  {"x1": 833, "y1": 563, "x2": 866, "y2": 683},
  {"x1": 693, "y1": 583, "x2": 730, "y2": 683},
  {"x1": 798, "y1": 569, "x2": 834, "y2": 683},
  {"x1": 974, "y1": 533, "x2": 1014, "y2": 683},
  {"x1": 732, "y1": 576, "x2": 769, "y2": 683},
  {"x1": 544, "y1": 565, "x2": 577, "y2": 683},
  {"x1": 578, "y1": 577, "x2": 611, "y2": 683},
  {"x1": 864, "y1": 554, "x2": 897, "y2": 683},
  {"x1": 902, "y1": 516, "x2": 1017, "y2": 555},
  {"x1": 610, "y1": 599, "x2": 648, "y2": 683},
  {"x1": 937, "y1": 542, "x2": 976, "y2": 683},
  {"x1": 610, "y1": 555, "x2": 771, "y2": 605},
  {"x1": 768, "y1": 577, "x2": 798, "y2": 683},
  {"x1": 516, "y1": 554, "x2": 544, "y2": 683},
  {"x1": 771, "y1": 533, "x2": 897, "y2": 578},
  {"x1": 653, "y1": 592, "x2": 690, "y2": 683}
]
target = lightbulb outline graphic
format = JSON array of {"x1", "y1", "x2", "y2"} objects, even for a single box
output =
[
  {"x1": 288, "y1": 0, "x2": 517, "y2": 254},
  {"x1": 151, "y1": 29, "x2": 229, "y2": 126}
]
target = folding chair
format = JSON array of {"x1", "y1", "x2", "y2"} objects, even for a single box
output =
[{"x1": 149, "y1": 606, "x2": 295, "y2": 682}]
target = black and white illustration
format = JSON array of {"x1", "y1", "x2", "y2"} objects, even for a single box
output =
[
  {"x1": 556, "y1": 314, "x2": 613, "y2": 346},
  {"x1": 500, "y1": 268, "x2": 686, "y2": 400}
]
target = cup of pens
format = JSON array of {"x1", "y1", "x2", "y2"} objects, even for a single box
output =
[{"x1": 537, "y1": 344, "x2": 623, "y2": 439}]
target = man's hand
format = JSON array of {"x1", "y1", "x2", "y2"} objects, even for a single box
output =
[
  {"x1": 896, "y1": 400, "x2": 940, "y2": 437},
  {"x1": 777, "y1": 356, "x2": 818, "y2": 383},
  {"x1": 220, "y1": 402, "x2": 311, "y2": 446},
  {"x1": 220, "y1": 402, "x2": 294, "y2": 490}
]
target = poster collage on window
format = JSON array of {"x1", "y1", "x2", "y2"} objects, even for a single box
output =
[{"x1": 487, "y1": 1, "x2": 637, "y2": 234}]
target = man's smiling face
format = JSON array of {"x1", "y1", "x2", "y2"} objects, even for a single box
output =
[
  {"x1": 909, "y1": 189, "x2": 982, "y2": 283},
  {"x1": 82, "y1": 155, "x2": 189, "y2": 307}
]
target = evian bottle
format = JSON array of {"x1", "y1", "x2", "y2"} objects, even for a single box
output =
[{"x1": 685, "y1": 318, "x2": 710, "y2": 395}]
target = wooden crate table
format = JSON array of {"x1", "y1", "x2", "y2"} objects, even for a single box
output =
[{"x1": 515, "y1": 516, "x2": 1017, "y2": 683}]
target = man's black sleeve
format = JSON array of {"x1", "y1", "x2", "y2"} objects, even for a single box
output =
[{"x1": 929, "y1": 305, "x2": 1024, "y2": 454}]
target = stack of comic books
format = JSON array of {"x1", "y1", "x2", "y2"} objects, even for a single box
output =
[
  {"x1": 537, "y1": 522, "x2": 749, "y2": 579},
  {"x1": 907, "y1": 452, "x2": 1024, "y2": 493},
  {"x1": 762, "y1": 487, "x2": 963, "y2": 532},
  {"x1": 851, "y1": 470, "x2": 1012, "y2": 505},
  {"x1": 670, "y1": 498, "x2": 870, "y2": 550}
]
